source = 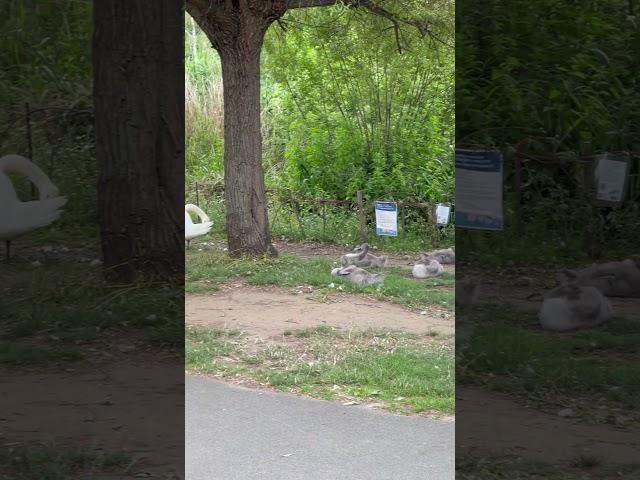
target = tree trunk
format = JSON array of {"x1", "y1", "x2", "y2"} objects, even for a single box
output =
[
  {"x1": 187, "y1": 2, "x2": 281, "y2": 257},
  {"x1": 220, "y1": 46, "x2": 276, "y2": 256},
  {"x1": 93, "y1": 1, "x2": 185, "y2": 281}
]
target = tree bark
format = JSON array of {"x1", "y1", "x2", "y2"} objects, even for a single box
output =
[
  {"x1": 187, "y1": 2, "x2": 282, "y2": 256},
  {"x1": 220, "y1": 42, "x2": 277, "y2": 256},
  {"x1": 93, "y1": 1, "x2": 185, "y2": 281}
]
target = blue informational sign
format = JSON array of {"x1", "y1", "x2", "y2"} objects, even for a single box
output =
[
  {"x1": 455, "y1": 149, "x2": 504, "y2": 230},
  {"x1": 374, "y1": 201, "x2": 398, "y2": 236}
]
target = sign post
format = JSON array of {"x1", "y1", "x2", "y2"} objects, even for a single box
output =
[
  {"x1": 455, "y1": 149, "x2": 504, "y2": 231},
  {"x1": 593, "y1": 153, "x2": 630, "y2": 207},
  {"x1": 374, "y1": 201, "x2": 398, "y2": 237},
  {"x1": 435, "y1": 203, "x2": 451, "y2": 226}
]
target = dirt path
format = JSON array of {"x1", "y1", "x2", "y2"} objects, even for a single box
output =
[
  {"x1": 186, "y1": 285, "x2": 453, "y2": 337},
  {"x1": 0, "y1": 348, "x2": 183, "y2": 478},
  {"x1": 457, "y1": 386, "x2": 640, "y2": 464}
]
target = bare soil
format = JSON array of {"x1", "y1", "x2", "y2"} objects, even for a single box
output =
[
  {"x1": 457, "y1": 386, "x2": 640, "y2": 465},
  {"x1": 0, "y1": 342, "x2": 184, "y2": 479},
  {"x1": 186, "y1": 284, "x2": 454, "y2": 337}
]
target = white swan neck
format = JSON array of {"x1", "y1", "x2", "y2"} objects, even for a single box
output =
[
  {"x1": 185, "y1": 204, "x2": 210, "y2": 223},
  {"x1": 0, "y1": 155, "x2": 59, "y2": 198}
]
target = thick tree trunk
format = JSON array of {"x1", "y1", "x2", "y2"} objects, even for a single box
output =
[
  {"x1": 187, "y1": 2, "x2": 281, "y2": 257},
  {"x1": 93, "y1": 1, "x2": 184, "y2": 281},
  {"x1": 219, "y1": 46, "x2": 276, "y2": 256}
]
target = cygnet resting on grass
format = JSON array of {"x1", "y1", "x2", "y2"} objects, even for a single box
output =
[
  {"x1": 423, "y1": 247, "x2": 455, "y2": 265},
  {"x1": 538, "y1": 282, "x2": 612, "y2": 332},
  {"x1": 341, "y1": 243, "x2": 388, "y2": 268},
  {"x1": 412, "y1": 254, "x2": 444, "y2": 279},
  {"x1": 331, "y1": 265, "x2": 384, "y2": 286},
  {"x1": 557, "y1": 258, "x2": 640, "y2": 298}
]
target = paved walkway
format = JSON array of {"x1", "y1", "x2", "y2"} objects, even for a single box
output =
[{"x1": 186, "y1": 376, "x2": 454, "y2": 480}]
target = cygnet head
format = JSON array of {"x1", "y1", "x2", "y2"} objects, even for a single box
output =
[{"x1": 456, "y1": 277, "x2": 480, "y2": 309}]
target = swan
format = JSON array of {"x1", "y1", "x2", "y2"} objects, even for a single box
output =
[
  {"x1": 538, "y1": 282, "x2": 612, "y2": 332},
  {"x1": 423, "y1": 248, "x2": 455, "y2": 265},
  {"x1": 331, "y1": 265, "x2": 384, "y2": 286},
  {"x1": 412, "y1": 254, "x2": 444, "y2": 279},
  {"x1": 0, "y1": 154, "x2": 67, "y2": 262},
  {"x1": 340, "y1": 244, "x2": 368, "y2": 267},
  {"x1": 185, "y1": 203, "x2": 212, "y2": 247},
  {"x1": 341, "y1": 243, "x2": 388, "y2": 268},
  {"x1": 557, "y1": 259, "x2": 640, "y2": 298}
]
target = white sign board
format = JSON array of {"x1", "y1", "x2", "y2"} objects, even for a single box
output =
[
  {"x1": 594, "y1": 153, "x2": 629, "y2": 205},
  {"x1": 455, "y1": 149, "x2": 504, "y2": 230},
  {"x1": 374, "y1": 201, "x2": 398, "y2": 236},
  {"x1": 435, "y1": 203, "x2": 451, "y2": 226}
]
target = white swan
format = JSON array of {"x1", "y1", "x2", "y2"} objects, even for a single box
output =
[
  {"x1": 185, "y1": 203, "x2": 212, "y2": 247},
  {"x1": 0, "y1": 154, "x2": 67, "y2": 262}
]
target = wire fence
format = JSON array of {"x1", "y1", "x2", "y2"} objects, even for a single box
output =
[{"x1": 189, "y1": 182, "x2": 452, "y2": 244}]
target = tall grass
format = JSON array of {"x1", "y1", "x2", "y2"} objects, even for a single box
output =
[{"x1": 1, "y1": 1, "x2": 95, "y2": 235}]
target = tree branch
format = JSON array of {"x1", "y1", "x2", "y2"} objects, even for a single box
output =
[
  {"x1": 286, "y1": 0, "x2": 452, "y2": 50},
  {"x1": 286, "y1": 0, "x2": 345, "y2": 8}
]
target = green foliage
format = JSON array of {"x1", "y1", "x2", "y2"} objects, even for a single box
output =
[
  {"x1": 185, "y1": 3, "x2": 454, "y2": 206},
  {"x1": 1, "y1": 1, "x2": 95, "y2": 230},
  {"x1": 457, "y1": 1, "x2": 639, "y2": 149},
  {"x1": 456, "y1": 0, "x2": 640, "y2": 262}
]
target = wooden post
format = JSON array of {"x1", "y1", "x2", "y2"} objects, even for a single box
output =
[
  {"x1": 321, "y1": 202, "x2": 327, "y2": 238},
  {"x1": 513, "y1": 152, "x2": 523, "y2": 237},
  {"x1": 580, "y1": 141, "x2": 600, "y2": 257},
  {"x1": 581, "y1": 141, "x2": 593, "y2": 195},
  {"x1": 290, "y1": 194, "x2": 306, "y2": 239},
  {"x1": 357, "y1": 190, "x2": 367, "y2": 244},
  {"x1": 25, "y1": 102, "x2": 35, "y2": 199}
]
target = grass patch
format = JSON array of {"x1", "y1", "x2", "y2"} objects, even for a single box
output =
[
  {"x1": 460, "y1": 304, "x2": 640, "y2": 410},
  {"x1": 186, "y1": 325, "x2": 454, "y2": 414},
  {"x1": 186, "y1": 250, "x2": 454, "y2": 310},
  {"x1": 0, "y1": 445, "x2": 129, "y2": 480},
  {"x1": 0, "y1": 342, "x2": 82, "y2": 366},
  {"x1": 457, "y1": 454, "x2": 640, "y2": 480},
  {"x1": 0, "y1": 257, "x2": 184, "y2": 367}
]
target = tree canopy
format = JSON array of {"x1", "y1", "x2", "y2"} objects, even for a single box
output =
[{"x1": 186, "y1": 0, "x2": 454, "y2": 206}]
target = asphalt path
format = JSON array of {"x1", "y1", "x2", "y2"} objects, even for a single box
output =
[{"x1": 186, "y1": 376, "x2": 454, "y2": 480}]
